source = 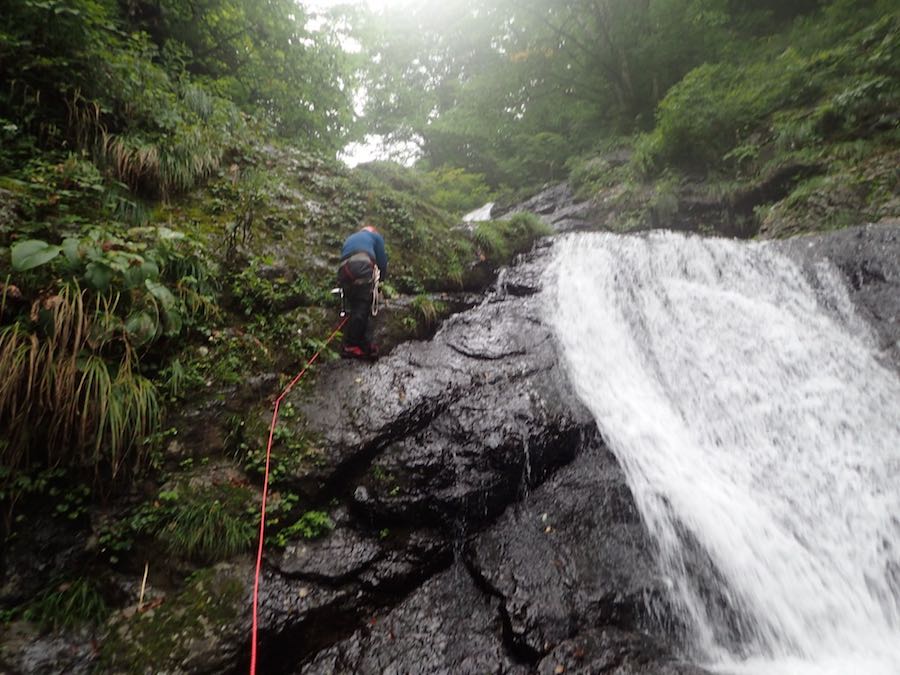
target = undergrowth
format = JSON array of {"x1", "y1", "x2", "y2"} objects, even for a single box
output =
[
  {"x1": 0, "y1": 226, "x2": 217, "y2": 506},
  {"x1": 22, "y1": 578, "x2": 110, "y2": 632},
  {"x1": 271, "y1": 510, "x2": 334, "y2": 547},
  {"x1": 474, "y1": 213, "x2": 552, "y2": 266},
  {"x1": 98, "y1": 483, "x2": 256, "y2": 564},
  {"x1": 154, "y1": 485, "x2": 256, "y2": 562}
]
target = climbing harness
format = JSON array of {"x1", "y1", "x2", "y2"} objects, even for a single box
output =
[{"x1": 249, "y1": 314, "x2": 348, "y2": 675}]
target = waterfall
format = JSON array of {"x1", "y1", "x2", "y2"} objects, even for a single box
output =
[{"x1": 546, "y1": 231, "x2": 900, "y2": 675}]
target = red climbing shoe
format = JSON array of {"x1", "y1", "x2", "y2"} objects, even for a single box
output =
[{"x1": 341, "y1": 345, "x2": 366, "y2": 359}]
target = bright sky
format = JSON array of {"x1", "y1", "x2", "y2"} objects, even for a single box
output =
[
  {"x1": 302, "y1": 0, "x2": 399, "y2": 15},
  {"x1": 301, "y1": 0, "x2": 420, "y2": 167}
]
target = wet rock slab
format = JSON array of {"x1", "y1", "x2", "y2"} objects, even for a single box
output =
[
  {"x1": 497, "y1": 183, "x2": 598, "y2": 233},
  {"x1": 292, "y1": 442, "x2": 697, "y2": 675},
  {"x1": 467, "y1": 443, "x2": 667, "y2": 658},
  {"x1": 289, "y1": 243, "x2": 593, "y2": 518},
  {"x1": 299, "y1": 564, "x2": 522, "y2": 675},
  {"x1": 535, "y1": 628, "x2": 710, "y2": 675}
]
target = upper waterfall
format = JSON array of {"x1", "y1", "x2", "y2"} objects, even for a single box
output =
[{"x1": 545, "y1": 231, "x2": 900, "y2": 675}]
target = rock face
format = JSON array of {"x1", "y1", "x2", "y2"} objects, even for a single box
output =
[
  {"x1": 231, "y1": 240, "x2": 699, "y2": 674},
  {"x1": 498, "y1": 183, "x2": 599, "y2": 233}
]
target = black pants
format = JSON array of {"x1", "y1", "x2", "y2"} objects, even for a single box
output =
[
  {"x1": 343, "y1": 282, "x2": 374, "y2": 349},
  {"x1": 338, "y1": 255, "x2": 376, "y2": 349}
]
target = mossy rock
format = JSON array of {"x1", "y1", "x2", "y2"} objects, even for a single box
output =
[
  {"x1": 98, "y1": 563, "x2": 248, "y2": 674},
  {"x1": 758, "y1": 149, "x2": 899, "y2": 239}
]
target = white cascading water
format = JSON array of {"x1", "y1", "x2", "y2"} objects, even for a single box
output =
[{"x1": 546, "y1": 231, "x2": 900, "y2": 675}]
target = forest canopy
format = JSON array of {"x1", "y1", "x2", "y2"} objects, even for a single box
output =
[{"x1": 358, "y1": 0, "x2": 898, "y2": 188}]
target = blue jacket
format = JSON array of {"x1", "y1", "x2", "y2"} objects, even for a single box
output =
[{"x1": 341, "y1": 230, "x2": 388, "y2": 279}]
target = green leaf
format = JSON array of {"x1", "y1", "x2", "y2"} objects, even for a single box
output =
[
  {"x1": 142, "y1": 260, "x2": 160, "y2": 280},
  {"x1": 11, "y1": 240, "x2": 62, "y2": 271},
  {"x1": 84, "y1": 262, "x2": 113, "y2": 291},
  {"x1": 145, "y1": 280, "x2": 176, "y2": 309},
  {"x1": 124, "y1": 260, "x2": 160, "y2": 289},
  {"x1": 125, "y1": 311, "x2": 158, "y2": 347},
  {"x1": 163, "y1": 307, "x2": 183, "y2": 336},
  {"x1": 62, "y1": 238, "x2": 81, "y2": 264}
]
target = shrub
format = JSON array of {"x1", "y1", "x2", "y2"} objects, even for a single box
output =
[
  {"x1": 634, "y1": 11, "x2": 900, "y2": 176},
  {"x1": 420, "y1": 167, "x2": 493, "y2": 215},
  {"x1": 474, "y1": 212, "x2": 552, "y2": 266},
  {"x1": 634, "y1": 54, "x2": 812, "y2": 174},
  {"x1": 473, "y1": 222, "x2": 509, "y2": 260},
  {"x1": 0, "y1": 285, "x2": 161, "y2": 481}
]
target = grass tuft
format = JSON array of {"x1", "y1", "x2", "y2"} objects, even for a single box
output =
[
  {"x1": 0, "y1": 284, "x2": 161, "y2": 487},
  {"x1": 155, "y1": 485, "x2": 256, "y2": 562},
  {"x1": 23, "y1": 578, "x2": 109, "y2": 631}
]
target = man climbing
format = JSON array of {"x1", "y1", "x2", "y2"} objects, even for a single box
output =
[{"x1": 337, "y1": 222, "x2": 387, "y2": 360}]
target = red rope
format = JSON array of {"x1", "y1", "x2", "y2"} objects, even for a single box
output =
[{"x1": 250, "y1": 316, "x2": 348, "y2": 675}]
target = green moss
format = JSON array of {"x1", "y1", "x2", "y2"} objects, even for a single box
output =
[
  {"x1": 238, "y1": 402, "x2": 329, "y2": 486},
  {"x1": 98, "y1": 566, "x2": 244, "y2": 673}
]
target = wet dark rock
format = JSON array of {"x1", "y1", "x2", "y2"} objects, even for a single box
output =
[
  {"x1": 275, "y1": 528, "x2": 382, "y2": 581},
  {"x1": 299, "y1": 565, "x2": 523, "y2": 675},
  {"x1": 353, "y1": 379, "x2": 584, "y2": 527},
  {"x1": 255, "y1": 527, "x2": 450, "y2": 671},
  {"x1": 535, "y1": 628, "x2": 710, "y2": 675},
  {"x1": 271, "y1": 523, "x2": 448, "y2": 589},
  {"x1": 0, "y1": 622, "x2": 95, "y2": 675},
  {"x1": 263, "y1": 244, "x2": 694, "y2": 674},
  {"x1": 495, "y1": 251, "x2": 549, "y2": 297},
  {"x1": 372, "y1": 291, "x2": 483, "y2": 352},
  {"x1": 291, "y1": 246, "x2": 592, "y2": 523},
  {"x1": 498, "y1": 183, "x2": 597, "y2": 233},
  {"x1": 0, "y1": 516, "x2": 87, "y2": 608},
  {"x1": 355, "y1": 530, "x2": 447, "y2": 593},
  {"x1": 780, "y1": 223, "x2": 900, "y2": 369},
  {"x1": 466, "y1": 443, "x2": 668, "y2": 658}
]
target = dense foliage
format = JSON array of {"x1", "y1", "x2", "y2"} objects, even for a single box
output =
[
  {"x1": 0, "y1": 0, "x2": 356, "y2": 170},
  {"x1": 360, "y1": 0, "x2": 898, "y2": 192}
]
